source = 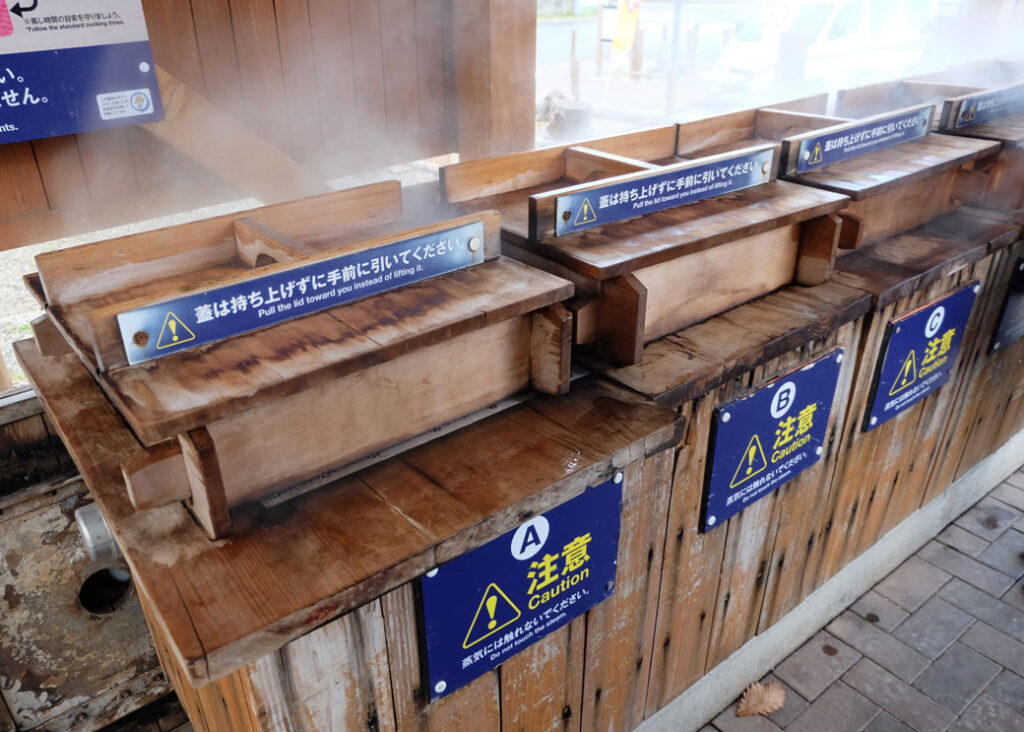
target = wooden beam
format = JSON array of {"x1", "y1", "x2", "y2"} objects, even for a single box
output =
[
  {"x1": 563, "y1": 147, "x2": 658, "y2": 183},
  {"x1": 530, "y1": 303, "x2": 572, "y2": 395},
  {"x1": 123, "y1": 441, "x2": 191, "y2": 510},
  {"x1": 143, "y1": 66, "x2": 330, "y2": 204},
  {"x1": 450, "y1": 0, "x2": 536, "y2": 160},
  {"x1": 599, "y1": 274, "x2": 647, "y2": 366},
  {"x1": 233, "y1": 217, "x2": 320, "y2": 267},
  {"x1": 30, "y1": 315, "x2": 73, "y2": 358},
  {"x1": 796, "y1": 214, "x2": 843, "y2": 286}
]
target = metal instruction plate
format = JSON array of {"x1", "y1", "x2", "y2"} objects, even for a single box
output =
[
  {"x1": 954, "y1": 83, "x2": 1024, "y2": 128},
  {"x1": 865, "y1": 283, "x2": 979, "y2": 431},
  {"x1": 0, "y1": 1, "x2": 163, "y2": 145},
  {"x1": 420, "y1": 478, "x2": 622, "y2": 700},
  {"x1": 796, "y1": 106, "x2": 932, "y2": 173},
  {"x1": 702, "y1": 350, "x2": 844, "y2": 533},
  {"x1": 554, "y1": 146, "x2": 774, "y2": 236},
  {"x1": 992, "y1": 257, "x2": 1024, "y2": 353},
  {"x1": 116, "y1": 221, "x2": 485, "y2": 365}
]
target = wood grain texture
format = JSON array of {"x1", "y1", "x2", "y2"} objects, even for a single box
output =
[
  {"x1": 796, "y1": 213, "x2": 842, "y2": 285},
  {"x1": 17, "y1": 338, "x2": 679, "y2": 686},
  {"x1": 531, "y1": 303, "x2": 573, "y2": 396},
  {"x1": 597, "y1": 274, "x2": 647, "y2": 366}
]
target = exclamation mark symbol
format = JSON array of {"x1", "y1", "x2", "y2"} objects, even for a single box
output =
[
  {"x1": 486, "y1": 595, "x2": 498, "y2": 630},
  {"x1": 745, "y1": 444, "x2": 757, "y2": 476},
  {"x1": 169, "y1": 318, "x2": 179, "y2": 342}
]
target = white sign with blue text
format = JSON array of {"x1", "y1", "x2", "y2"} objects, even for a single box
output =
[{"x1": 0, "y1": 0, "x2": 162, "y2": 144}]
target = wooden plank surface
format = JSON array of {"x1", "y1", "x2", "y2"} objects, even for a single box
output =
[
  {"x1": 17, "y1": 336, "x2": 679, "y2": 686},
  {"x1": 482, "y1": 181, "x2": 847, "y2": 280},
  {"x1": 785, "y1": 134, "x2": 999, "y2": 199}
]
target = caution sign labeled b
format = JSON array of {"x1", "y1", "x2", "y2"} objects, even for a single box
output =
[{"x1": 463, "y1": 583, "x2": 521, "y2": 648}]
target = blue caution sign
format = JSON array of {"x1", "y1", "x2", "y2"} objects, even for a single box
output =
[
  {"x1": 865, "y1": 283, "x2": 978, "y2": 431},
  {"x1": 703, "y1": 350, "x2": 844, "y2": 532},
  {"x1": 954, "y1": 84, "x2": 1024, "y2": 128},
  {"x1": 420, "y1": 479, "x2": 622, "y2": 699},
  {"x1": 117, "y1": 221, "x2": 485, "y2": 365},
  {"x1": 0, "y1": 1, "x2": 162, "y2": 144},
  {"x1": 796, "y1": 106, "x2": 932, "y2": 173},
  {"x1": 992, "y1": 257, "x2": 1024, "y2": 352},
  {"x1": 554, "y1": 147, "x2": 774, "y2": 236}
]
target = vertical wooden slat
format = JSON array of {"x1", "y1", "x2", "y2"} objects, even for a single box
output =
[
  {"x1": 580, "y1": 451, "x2": 674, "y2": 732},
  {"x1": 380, "y1": 0, "x2": 421, "y2": 157},
  {"x1": 229, "y1": 0, "x2": 294, "y2": 154},
  {"x1": 0, "y1": 142, "x2": 48, "y2": 221},
  {"x1": 415, "y1": 0, "x2": 453, "y2": 151},
  {"x1": 190, "y1": 0, "x2": 245, "y2": 114},
  {"x1": 141, "y1": 0, "x2": 207, "y2": 93},
  {"x1": 273, "y1": 0, "x2": 324, "y2": 165},
  {"x1": 500, "y1": 620, "x2": 585, "y2": 732},
  {"x1": 31, "y1": 137, "x2": 91, "y2": 211},
  {"x1": 76, "y1": 128, "x2": 142, "y2": 204},
  {"x1": 307, "y1": 0, "x2": 358, "y2": 167},
  {"x1": 381, "y1": 583, "x2": 502, "y2": 731},
  {"x1": 349, "y1": 0, "x2": 389, "y2": 163},
  {"x1": 245, "y1": 602, "x2": 397, "y2": 731}
]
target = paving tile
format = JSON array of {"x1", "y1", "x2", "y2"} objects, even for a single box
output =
[
  {"x1": 713, "y1": 703, "x2": 784, "y2": 732},
  {"x1": 935, "y1": 524, "x2": 990, "y2": 558},
  {"x1": 843, "y1": 658, "x2": 956, "y2": 731},
  {"x1": 891, "y1": 596, "x2": 974, "y2": 659},
  {"x1": 984, "y1": 670, "x2": 1024, "y2": 714},
  {"x1": 918, "y1": 541, "x2": 1016, "y2": 596},
  {"x1": 949, "y1": 694, "x2": 1024, "y2": 732},
  {"x1": 960, "y1": 621, "x2": 1024, "y2": 677},
  {"x1": 1006, "y1": 471, "x2": 1024, "y2": 490},
  {"x1": 939, "y1": 578, "x2": 1024, "y2": 642},
  {"x1": 851, "y1": 591, "x2": 910, "y2": 633},
  {"x1": 864, "y1": 711, "x2": 914, "y2": 732},
  {"x1": 913, "y1": 643, "x2": 1001, "y2": 714},
  {"x1": 874, "y1": 557, "x2": 951, "y2": 612},
  {"x1": 991, "y1": 482, "x2": 1024, "y2": 512},
  {"x1": 955, "y1": 497, "x2": 1022, "y2": 542},
  {"x1": 976, "y1": 528, "x2": 1024, "y2": 579},
  {"x1": 774, "y1": 630, "x2": 861, "y2": 701},
  {"x1": 827, "y1": 611, "x2": 930, "y2": 683},
  {"x1": 1003, "y1": 577, "x2": 1024, "y2": 612},
  {"x1": 787, "y1": 683, "x2": 880, "y2": 732},
  {"x1": 760, "y1": 673, "x2": 808, "y2": 728}
]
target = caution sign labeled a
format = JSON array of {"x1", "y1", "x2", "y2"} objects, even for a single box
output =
[
  {"x1": 463, "y1": 584, "x2": 521, "y2": 648},
  {"x1": 155, "y1": 312, "x2": 196, "y2": 350}
]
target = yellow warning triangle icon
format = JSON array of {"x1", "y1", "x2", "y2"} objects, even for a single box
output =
[
  {"x1": 156, "y1": 312, "x2": 196, "y2": 350},
  {"x1": 809, "y1": 142, "x2": 823, "y2": 165},
  {"x1": 962, "y1": 103, "x2": 975, "y2": 123},
  {"x1": 463, "y1": 583, "x2": 521, "y2": 649},
  {"x1": 889, "y1": 350, "x2": 917, "y2": 396},
  {"x1": 573, "y1": 197, "x2": 598, "y2": 227},
  {"x1": 730, "y1": 434, "x2": 768, "y2": 489}
]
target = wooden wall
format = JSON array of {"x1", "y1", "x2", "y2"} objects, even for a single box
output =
[{"x1": 0, "y1": 0, "x2": 536, "y2": 252}]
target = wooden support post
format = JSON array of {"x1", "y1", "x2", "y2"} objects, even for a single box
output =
[
  {"x1": 796, "y1": 213, "x2": 843, "y2": 286},
  {"x1": 123, "y1": 441, "x2": 191, "y2": 510},
  {"x1": 838, "y1": 213, "x2": 864, "y2": 250},
  {"x1": 450, "y1": 0, "x2": 536, "y2": 160},
  {"x1": 233, "y1": 217, "x2": 320, "y2": 267},
  {"x1": 530, "y1": 303, "x2": 572, "y2": 395},
  {"x1": 30, "y1": 315, "x2": 73, "y2": 358},
  {"x1": 178, "y1": 427, "x2": 232, "y2": 539},
  {"x1": 599, "y1": 274, "x2": 647, "y2": 366}
]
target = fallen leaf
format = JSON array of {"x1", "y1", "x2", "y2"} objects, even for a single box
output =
[{"x1": 736, "y1": 681, "x2": 786, "y2": 717}]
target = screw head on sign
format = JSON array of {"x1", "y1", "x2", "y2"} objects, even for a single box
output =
[
  {"x1": 434, "y1": 681, "x2": 447, "y2": 694},
  {"x1": 870, "y1": 416, "x2": 878, "y2": 426},
  {"x1": 721, "y1": 412, "x2": 731, "y2": 423},
  {"x1": 468, "y1": 236, "x2": 482, "y2": 252},
  {"x1": 605, "y1": 581, "x2": 614, "y2": 591},
  {"x1": 762, "y1": 161, "x2": 771, "y2": 175},
  {"x1": 802, "y1": 150, "x2": 810, "y2": 161},
  {"x1": 563, "y1": 211, "x2": 571, "y2": 221},
  {"x1": 707, "y1": 515, "x2": 717, "y2": 527},
  {"x1": 973, "y1": 285, "x2": 981, "y2": 294},
  {"x1": 836, "y1": 353, "x2": 843, "y2": 364},
  {"x1": 816, "y1": 446, "x2": 823, "y2": 456},
  {"x1": 426, "y1": 568, "x2": 438, "y2": 578},
  {"x1": 993, "y1": 342, "x2": 1001, "y2": 351},
  {"x1": 614, "y1": 472, "x2": 624, "y2": 484},
  {"x1": 1018, "y1": 262, "x2": 1024, "y2": 272},
  {"x1": 133, "y1": 331, "x2": 149, "y2": 347}
]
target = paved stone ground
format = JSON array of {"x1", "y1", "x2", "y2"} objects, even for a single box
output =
[{"x1": 707, "y1": 467, "x2": 1024, "y2": 732}]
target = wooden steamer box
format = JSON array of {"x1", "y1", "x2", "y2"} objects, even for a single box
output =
[
  {"x1": 438, "y1": 113, "x2": 857, "y2": 366},
  {"x1": 827, "y1": 70, "x2": 1024, "y2": 509},
  {"x1": 22, "y1": 182, "x2": 575, "y2": 538},
  {"x1": 17, "y1": 336, "x2": 682, "y2": 732},
  {"x1": 587, "y1": 279, "x2": 871, "y2": 715}
]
